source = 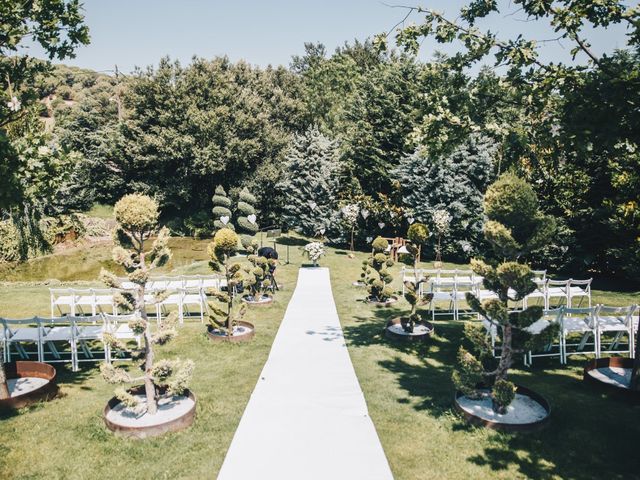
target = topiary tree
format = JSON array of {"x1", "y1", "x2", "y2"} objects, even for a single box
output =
[
  {"x1": 240, "y1": 235, "x2": 260, "y2": 254},
  {"x1": 401, "y1": 223, "x2": 432, "y2": 332},
  {"x1": 243, "y1": 255, "x2": 274, "y2": 301},
  {"x1": 366, "y1": 236, "x2": 395, "y2": 302},
  {"x1": 452, "y1": 174, "x2": 557, "y2": 413},
  {"x1": 207, "y1": 228, "x2": 246, "y2": 336},
  {"x1": 100, "y1": 194, "x2": 194, "y2": 415},
  {"x1": 212, "y1": 185, "x2": 234, "y2": 231},
  {"x1": 236, "y1": 187, "x2": 259, "y2": 234}
]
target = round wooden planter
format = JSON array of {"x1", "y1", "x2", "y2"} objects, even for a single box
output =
[
  {"x1": 241, "y1": 295, "x2": 273, "y2": 307},
  {"x1": 103, "y1": 386, "x2": 197, "y2": 439},
  {"x1": 206, "y1": 321, "x2": 255, "y2": 343},
  {"x1": 454, "y1": 385, "x2": 551, "y2": 432},
  {"x1": 385, "y1": 317, "x2": 434, "y2": 343},
  {"x1": 0, "y1": 361, "x2": 58, "y2": 410},
  {"x1": 365, "y1": 296, "x2": 399, "y2": 307},
  {"x1": 583, "y1": 357, "x2": 640, "y2": 402}
]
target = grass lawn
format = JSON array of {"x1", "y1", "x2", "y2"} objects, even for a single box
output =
[{"x1": 1, "y1": 235, "x2": 639, "y2": 479}]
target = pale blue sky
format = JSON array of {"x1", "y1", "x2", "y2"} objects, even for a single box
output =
[{"x1": 21, "y1": 0, "x2": 634, "y2": 74}]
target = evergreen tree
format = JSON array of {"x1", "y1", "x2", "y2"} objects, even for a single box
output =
[
  {"x1": 393, "y1": 133, "x2": 497, "y2": 259},
  {"x1": 276, "y1": 126, "x2": 341, "y2": 237},
  {"x1": 212, "y1": 185, "x2": 234, "y2": 231},
  {"x1": 236, "y1": 187, "x2": 259, "y2": 234}
]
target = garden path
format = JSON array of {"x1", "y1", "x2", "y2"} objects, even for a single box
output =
[{"x1": 217, "y1": 267, "x2": 393, "y2": 480}]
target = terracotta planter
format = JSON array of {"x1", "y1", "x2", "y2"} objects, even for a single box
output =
[
  {"x1": 103, "y1": 386, "x2": 196, "y2": 439},
  {"x1": 385, "y1": 317, "x2": 434, "y2": 343},
  {"x1": 241, "y1": 295, "x2": 273, "y2": 307},
  {"x1": 206, "y1": 321, "x2": 255, "y2": 343},
  {"x1": 0, "y1": 361, "x2": 58, "y2": 410},
  {"x1": 454, "y1": 384, "x2": 551, "y2": 432},
  {"x1": 583, "y1": 357, "x2": 640, "y2": 402},
  {"x1": 365, "y1": 296, "x2": 399, "y2": 307}
]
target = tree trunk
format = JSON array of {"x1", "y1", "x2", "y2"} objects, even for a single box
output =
[
  {"x1": 138, "y1": 256, "x2": 157, "y2": 415},
  {"x1": 495, "y1": 323, "x2": 513, "y2": 383},
  {"x1": 0, "y1": 360, "x2": 10, "y2": 400}
]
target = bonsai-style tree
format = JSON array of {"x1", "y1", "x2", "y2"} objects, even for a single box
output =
[
  {"x1": 452, "y1": 173, "x2": 557, "y2": 413},
  {"x1": 207, "y1": 228, "x2": 246, "y2": 336},
  {"x1": 366, "y1": 236, "x2": 394, "y2": 302},
  {"x1": 100, "y1": 194, "x2": 193, "y2": 415},
  {"x1": 236, "y1": 187, "x2": 259, "y2": 234},
  {"x1": 240, "y1": 235, "x2": 260, "y2": 255},
  {"x1": 212, "y1": 185, "x2": 234, "y2": 231},
  {"x1": 243, "y1": 255, "x2": 274, "y2": 301},
  {"x1": 401, "y1": 223, "x2": 432, "y2": 333}
]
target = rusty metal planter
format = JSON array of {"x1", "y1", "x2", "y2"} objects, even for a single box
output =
[
  {"x1": 0, "y1": 361, "x2": 58, "y2": 410},
  {"x1": 103, "y1": 386, "x2": 197, "y2": 439},
  {"x1": 453, "y1": 385, "x2": 551, "y2": 432},
  {"x1": 385, "y1": 317, "x2": 434, "y2": 343},
  {"x1": 583, "y1": 357, "x2": 640, "y2": 402},
  {"x1": 206, "y1": 321, "x2": 255, "y2": 343}
]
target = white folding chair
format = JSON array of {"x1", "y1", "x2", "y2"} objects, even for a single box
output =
[
  {"x1": 2, "y1": 317, "x2": 48, "y2": 362},
  {"x1": 182, "y1": 288, "x2": 205, "y2": 322},
  {"x1": 561, "y1": 306, "x2": 598, "y2": 362},
  {"x1": 69, "y1": 314, "x2": 109, "y2": 368},
  {"x1": 157, "y1": 289, "x2": 184, "y2": 324},
  {"x1": 524, "y1": 278, "x2": 548, "y2": 309},
  {"x1": 596, "y1": 304, "x2": 638, "y2": 358},
  {"x1": 546, "y1": 279, "x2": 570, "y2": 308},
  {"x1": 524, "y1": 307, "x2": 563, "y2": 366},
  {"x1": 103, "y1": 313, "x2": 141, "y2": 362},
  {"x1": 452, "y1": 279, "x2": 476, "y2": 320},
  {"x1": 50, "y1": 288, "x2": 75, "y2": 317},
  {"x1": 567, "y1": 279, "x2": 592, "y2": 308},
  {"x1": 41, "y1": 316, "x2": 78, "y2": 370}
]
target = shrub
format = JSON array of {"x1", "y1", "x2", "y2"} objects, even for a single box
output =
[
  {"x1": 236, "y1": 187, "x2": 259, "y2": 234},
  {"x1": 366, "y1": 237, "x2": 394, "y2": 302},
  {"x1": 212, "y1": 185, "x2": 234, "y2": 231}
]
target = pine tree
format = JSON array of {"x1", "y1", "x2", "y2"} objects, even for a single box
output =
[
  {"x1": 277, "y1": 126, "x2": 341, "y2": 237},
  {"x1": 393, "y1": 133, "x2": 497, "y2": 258},
  {"x1": 212, "y1": 185, "x2": 234, "y2": 231},
  {"x1": 236, "y1": 187, "x2": 259, "y2": 234}
]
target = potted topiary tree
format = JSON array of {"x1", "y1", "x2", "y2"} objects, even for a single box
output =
[
  {"x1": 432, "y1": 209, "x2": 451, "y2": 268},
  {"x1": 452, "y1": 173, "x2": 557, "y2": 430},
  {"x1": 241, "y1": 255, "x2": 274, "y2": 306},
  {"x1": 206, "y1": 228, "x2": 254, "y2": 342},
  {"x1": 341, "y1": 203, "x2": 360, "y2": 257},
  {"x1": 212, "y1": 185, "x2": 234, "y2": 231},
  {"x1": 386, "y1": 223, "x2": 434, "y2": 341},
  {"x1": 100, "y1": 194, "x2": 195, "y2": 438},
  {"x1": 365, "y1": 236, "x2": 397, "y2": 306}
]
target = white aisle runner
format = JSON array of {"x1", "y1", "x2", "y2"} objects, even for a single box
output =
[{"x1": 218, "y1": 267, "x2": 394, "y2": 480}]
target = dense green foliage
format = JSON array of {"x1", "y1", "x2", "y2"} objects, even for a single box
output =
[{"x1": 2, "y1": 1, "x2": 639, "y2": 281}]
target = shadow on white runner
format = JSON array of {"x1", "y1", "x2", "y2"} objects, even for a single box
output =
[{"x1": 218, "y1": 267, "x2": 394, "y2": 480}]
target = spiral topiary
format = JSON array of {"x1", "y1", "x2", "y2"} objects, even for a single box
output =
[
  {"x1": 212, "y1": 185, "x2": 234, "y2": 231},
  {"x1": 236, "y1": 187, "x2": 259, "y2": 234},
  {"x1": 366, "y1": 236, "x2": 394, "y2": 302}
]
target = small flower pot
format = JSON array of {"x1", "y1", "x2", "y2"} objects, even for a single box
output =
[
  {"x1": 453, "y1": 384, "x2": 550, "y2": 432},
  {"x1": 385, "y1": 317, "x2": 433, "y2": 342},
  {"x1": 103, "y1": 386, "x2": 196, "y2": 439},
  {"x1": 0, "y1": 361, "x2": 58, "y2": 410},
  {"x1": 206, "y1": 321, "x2": 255, "y2": 343}
]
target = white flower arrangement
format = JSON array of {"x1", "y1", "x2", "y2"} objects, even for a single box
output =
[
  {"x1": 304, "y1": 242, "x2": 326, "y2": 266},
  {"x1": 433, "y1": 209, "x2": 451, "y2": 235},
  {"x1": 341, "y1": 203, "x2": 360, "y2": 225}
]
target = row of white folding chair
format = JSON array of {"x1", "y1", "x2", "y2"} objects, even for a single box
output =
[
  {"x1": 50, "y1": 288, "x2": 120, "y2": 317},
  {"x1": 118, "y1": 275, "x2": 226, "y2": 292},
  {"x1": 156, "y1": 288, "x2": 206, "y2": 323},
  {"x1": 1, "y1": 314, "x2": 140, "y2": 371},
  {"x1": 523, "y1": 278, "x2": 592, "y2": 309},
  {"x1": 521, "y1": 304, "x2": 637, "y2": 366}
]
